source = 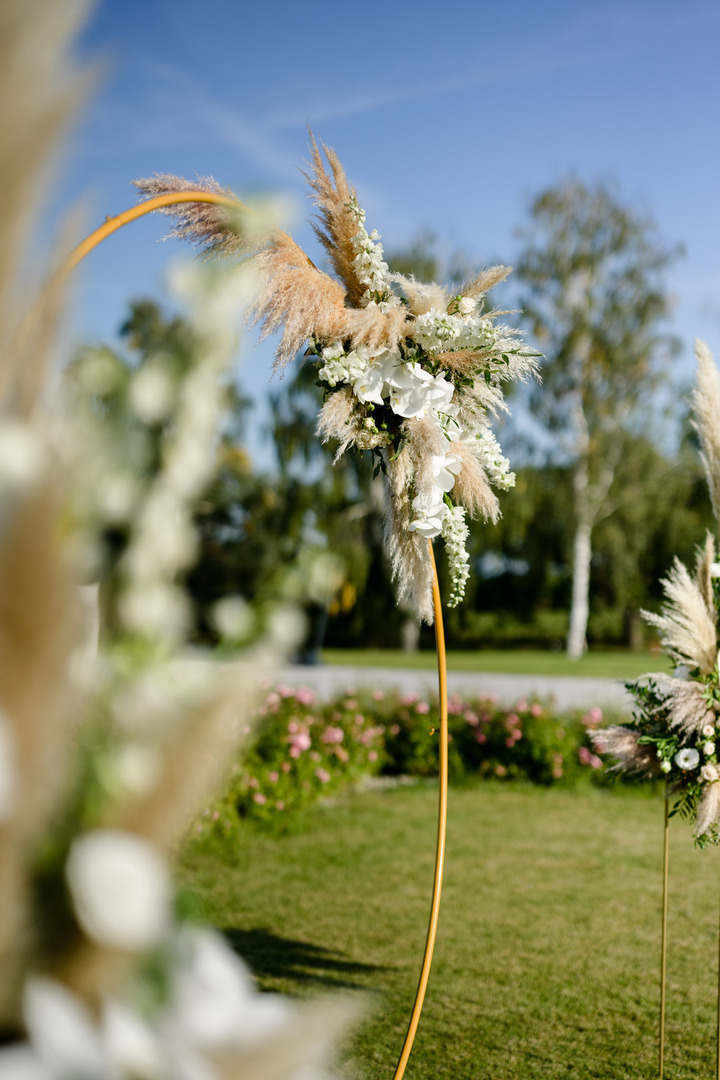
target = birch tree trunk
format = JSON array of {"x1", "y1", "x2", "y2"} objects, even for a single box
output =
[{"x1": 567, "y1": 518, "x2": 592, "y2": 659}]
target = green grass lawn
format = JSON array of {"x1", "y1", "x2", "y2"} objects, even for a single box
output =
[
  {"x1": 320, "y1": 647, "x2": 669, "y2": 680},
  {"x1": 179, "y1": 783, "x2": 720, "y2": 1079}
]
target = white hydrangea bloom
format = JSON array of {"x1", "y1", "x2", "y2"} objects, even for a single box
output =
[{"x1": 65, "y1": 830, "x2": 171, "y2": 950}]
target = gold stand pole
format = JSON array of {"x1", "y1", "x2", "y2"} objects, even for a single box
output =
[
  {"x1": 392, "y1": 541, "x2": 449, "y2": 1080},
  {"x1": 68, "y1": 201, "x2": 451, "y2": 1080},
  {"x1": 660, "y1": 783, "x2": 670, "y2": 1080}
]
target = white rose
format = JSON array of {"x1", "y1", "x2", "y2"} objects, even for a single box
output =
[
  {"x1": 457, "y1": 296, "x2": 476, "y2": 315},
  {"x1": 710, "y1": 562, "x2": 720, "y2": 578},
  {"x1": 704, "y1": 742, "x2": 716, "y2": 756},
  {"x1": 701, "y1": 764, "x2": 719, "y2": 783},
  {"x1": 65, "y1": 831, "x2": 170, "y2": 950},
  {"x1": 703, "y1": 723, "x2": 716, "y2": 738},
  {"x1": 675, "y1": 747, "x2": 700, "y2": 771}
]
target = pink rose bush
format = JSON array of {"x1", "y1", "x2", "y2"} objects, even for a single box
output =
[{"x1": 202, "y1": 687, "x2": 623, "y2": 827}]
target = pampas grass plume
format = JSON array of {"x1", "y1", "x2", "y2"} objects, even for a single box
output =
[{"x1": 691, "y1": 339, "x2": 720, "y2": 522}]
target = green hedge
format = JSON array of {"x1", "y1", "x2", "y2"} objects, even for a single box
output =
[{"x1": 198, "y1": 685, "x2": 620, "y2": 832}]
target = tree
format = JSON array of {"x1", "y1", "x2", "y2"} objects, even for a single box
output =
[{"x1": 516, "y1": 179, "x2": 682, "y2": 658}]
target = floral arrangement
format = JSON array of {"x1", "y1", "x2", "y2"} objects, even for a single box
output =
[
  {"x1": 0, "y1": 4, "x2": 351, "y2": 1075},
  {"x1": 593, "y1": 341, "x2": 720, "y2": 845},
  {"x1": 201, "y1": 685, "x2": 610, "y2": 828},
  {"x1": 135, "y1": 138, "x2": 539, "y2": 620}
]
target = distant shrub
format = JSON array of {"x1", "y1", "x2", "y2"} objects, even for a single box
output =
[{"x1": 199, "y1": 686, "x2": 615, "y2": 830}]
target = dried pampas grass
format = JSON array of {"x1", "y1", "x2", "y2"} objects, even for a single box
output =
[
  {"x1": 590, "y1": 727, "x2": 660, "y2": 777},
  {"x1": 133, "y1": 173, "x2": 245, "y2": 258},
  {"x1": 449, "y1": 441, "x2": 500, "y2": 522},
  {"x1": 691, "y1": 339, "x2": 720, "y2": 521},
  {"x1": 317, "y1": 388, "x2": 389, "y2": 462},
  {"x1": 459, "y1": 265, "x2": 513, "y2": 300},
  {"x1": 641, "y1": 557, "x2": 717, "y2": 675},
  {"x1": 646, "y1": 674, "x2": 710, "y2": 736},
  {"x1": 695, "y1": 782, "x2": 720, "y2": 837},
  {"x1": 384, "y1": 446, "x2": 434, "y2": 624},
  {"x1": 695, "y1": 531, "x2": 717, "y2": 623},
  {"x1": 304, "y1": 133, "x2": 366, "y2": 307}
]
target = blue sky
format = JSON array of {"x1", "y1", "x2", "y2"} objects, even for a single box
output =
[{"x1": 55, "y1": 0, "x2": 720, "y2": 462}]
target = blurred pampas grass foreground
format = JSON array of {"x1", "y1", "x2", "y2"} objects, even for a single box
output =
[{"x1": 0, "y1": 1, "x2": 352, "y2": 1077}]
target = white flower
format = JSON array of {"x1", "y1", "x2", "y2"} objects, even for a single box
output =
[
  {"x1": 97, "y1": 472, "x2": 139, "y2": 524},
  {"x1": 408, "y1": 491, "x2": 448, "y2": 539},
  {"x1": 102, "y1": 999, "x2": 166, "y2": 1080},
  {"x1": 660, "y1": 760, "x2": 672, "y2": 773},
  {"x1": 457, "y1": 296, "x2": 476, "y2": 315},
  {"x1": 710, "y1": 562, "x2": 720, "y2": 578},
  {"x1": 119, "y1": 581, "x2": 190, "y2": 643},
  {"x1": 703, "y1": 723, "x2": 716, "y2": 738},
  {"x1": 212, "y1": 595, "x2": 256, "y2": 641},
  {"x1": 704, "y1": 742, "x2": 716, "y2": 756},
  {"x1": 22, "y1": 976, "x2": 106, "y2": 1077},
  {"x1": 267, "y1": 604, "x2": 306, "y2": 648},
  {"x1": 65, "y1": 830, "x2": 171, "y2": 950},
  {"x1": 430, "y1": 452, "x2": 461, "y2": 493},
  {"x1": 701, "y1": 763, "x2": 719, "y2": 783},
  {"x1": 441, "y1": 504, "x2": 471, "y2": 607},
  {"x1": 167, "y1": 927, "x2": 289, "y2": 1048},
  {"x1": 675, "y1": 747, "x2": 700, "y2": 771},
  {"x1": 128, "y1": 365, "x2": 176, "y2": 425},
  {"x1": 353, "y1": 363, "x2": 386, "y2": 405},
  {"x1": 387, "y1": 362, "x2": 434, "y2": 418}
]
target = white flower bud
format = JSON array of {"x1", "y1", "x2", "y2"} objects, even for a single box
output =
[{"x1": 457, "y1": 296, "x2": 476, "y2": 315}]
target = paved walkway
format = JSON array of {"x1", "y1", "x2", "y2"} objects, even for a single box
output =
[{"x1": 273, "y1": 663, "x2": 633, "y2": 713}]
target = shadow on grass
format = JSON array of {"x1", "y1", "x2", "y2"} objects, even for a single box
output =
[{"x1": 224, "y1": 927, "x2": 385, "y2": 992}]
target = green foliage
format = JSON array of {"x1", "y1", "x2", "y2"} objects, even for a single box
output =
[{"x1": 200, "y1": 686, "x2": 621, "y2": 831}]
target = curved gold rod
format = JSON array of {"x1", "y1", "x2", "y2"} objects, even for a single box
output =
[
  {"x1": 67, "y1": 195, "x2": 450, "y2": 1078},
  {"x1": 65, "y1": 190, "x2": 244, "y2": 274},
  {"x1": 392, "y1": 540, "x2": 449, "y2": 1080}
]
